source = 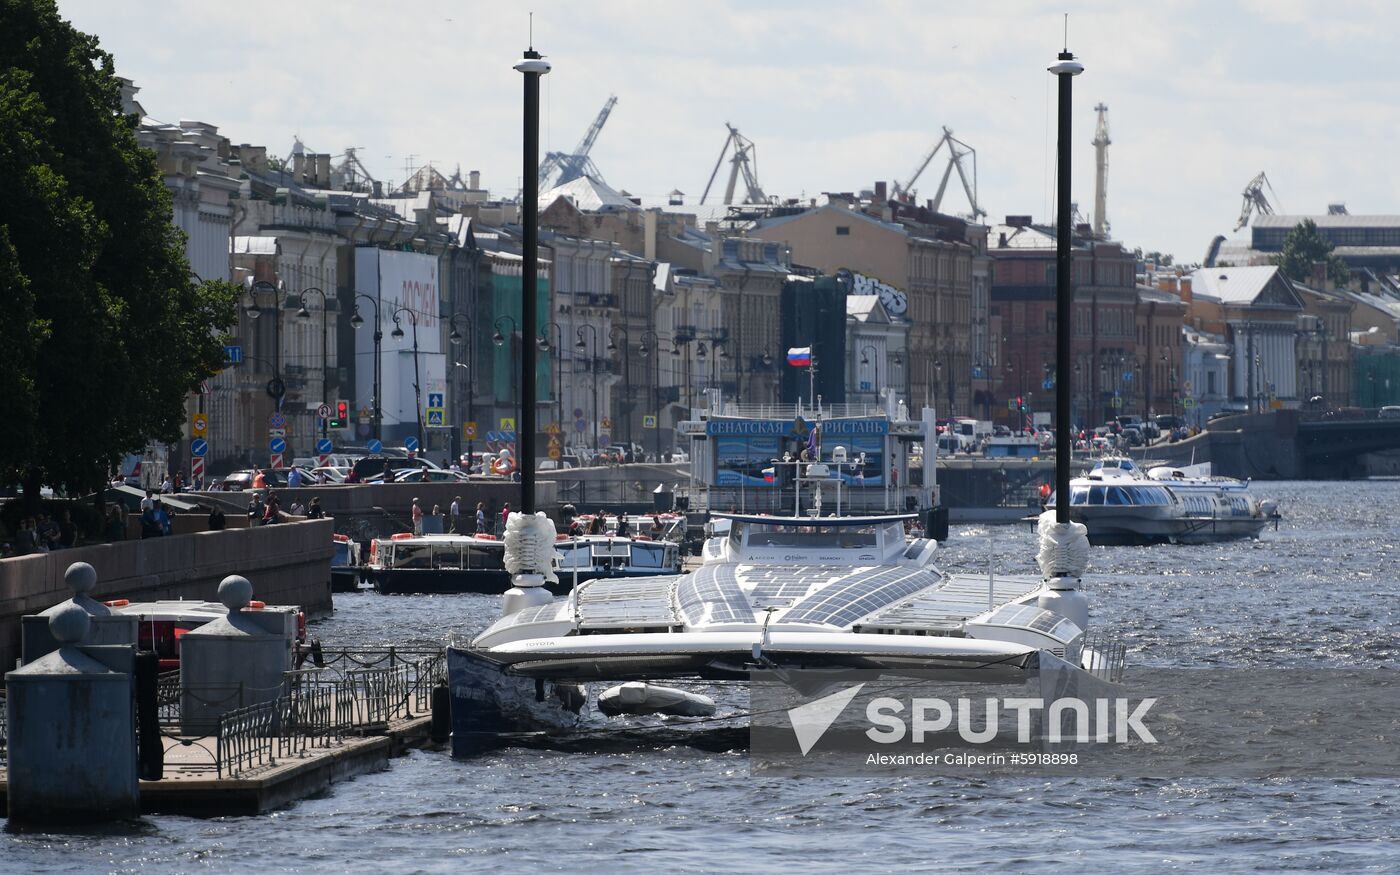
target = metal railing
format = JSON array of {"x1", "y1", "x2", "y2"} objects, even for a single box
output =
[{"x1": 167, "y1": 647, "x2": 447, "y2": 779}]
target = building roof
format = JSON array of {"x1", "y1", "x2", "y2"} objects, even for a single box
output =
[
  {"x1": 538, "y1": 175, "x2": 637, "y2": 212},
  {"x1": 987, "y1": 223, "x2": 1057, "y2": 249},
  {"x1": 232, "y1": 236, "x2": 278, "y2": 255},
  {"x1": 750, "y1": 203, "x2": 905, "y2": 236},
  {"x1": 846, "y1": 295, "x2": 891, "y2": 323},
  {"x1": 1187, "y1": 265, "x2": 1288, "y2": 304},
  {"x1": 1254, "y1": 214, "x2": 1400, "y2": 230}
]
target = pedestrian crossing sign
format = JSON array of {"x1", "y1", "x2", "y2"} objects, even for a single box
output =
[
  {"x1": 643, "y1": 415, "x2": 658, "y2": 429},
  {"x1": 426, "y1": 409, "x2": 444, "y2": 427}
]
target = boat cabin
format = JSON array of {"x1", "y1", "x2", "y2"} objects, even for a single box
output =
[{"x1": 713, "y1": 513, "x2": 915, "y2": 566}]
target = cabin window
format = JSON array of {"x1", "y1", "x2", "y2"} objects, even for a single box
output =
[
  {"x1": 431, "y1": 544, "x2": 463, "y2": 569},
  {"x1": 631, "y1": 543, "x2": 667, "y2": 568},
  {"x1": 1088, "y1": 486, "x2": 1106, "y2": 505},
  {"x1": 391, "y1": 544, "x2": 433, "y2": 569},
  {"x1": 467, "y1": 545, "x2": 505, "y2": 570}
]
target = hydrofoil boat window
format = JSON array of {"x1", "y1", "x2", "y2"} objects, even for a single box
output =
[{"x1": 745, "y1": 523, "x2": 878, "y2": 549}]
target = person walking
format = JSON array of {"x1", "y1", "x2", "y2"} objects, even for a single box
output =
[
  {"x1": 153, "y1": 500, "x2": 173, "y2": 536},
  {"x1": 449, "y1": 496, "x2": 461, "y2": 533},
  {"x1": 411, "y1": 498, "x2": 424, "y2": 536},
  {"x1": 475, "y1": 501, "x2": 486, "y2": 535},
  {"x1": 141, "y1": 490, "x2": 156, "y2": 512},
  {"x1": 499, "y1": 501, "x2": 511, "y2": 534},
  {"x1": 287, "y1": 466, "x2": 302, "y2": 489},
  {"x1": 252, "y1": 470, "x2": 268, "y2": 490}
]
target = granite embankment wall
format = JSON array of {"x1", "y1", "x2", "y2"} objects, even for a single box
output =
[{"x1": 0, "y1": 520, "x2": 334, "y2": 670}]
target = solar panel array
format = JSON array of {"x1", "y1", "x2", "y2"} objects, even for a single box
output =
[
  {"x1": 676, "y1": 564, "x2": 755, "y2": 625},
  {"x1": 866, "y1": 574, "x2": 1043, "y2": 632},
  {"x1": 577, "y1": 575, "x2": 681, "y2": 629},
  {"x1": 779, "y1": 566, "x2": 940, "y2": 628},
  {"x1": 742, "y1": 565, "x2": 851, "y2": 608}
]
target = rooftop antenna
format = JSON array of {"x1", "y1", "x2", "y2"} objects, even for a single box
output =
[{"x1": 529, "y1": 11, "x2": 533, "y2": 49}]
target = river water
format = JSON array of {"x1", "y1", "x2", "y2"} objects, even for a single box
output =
[{"x1": 5, "y1": 481, "x2": 1398, "y2": 873}]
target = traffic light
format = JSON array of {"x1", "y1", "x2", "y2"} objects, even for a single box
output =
[{"x1": 330, "y1": 400, "x2": 349, "y2": 429}]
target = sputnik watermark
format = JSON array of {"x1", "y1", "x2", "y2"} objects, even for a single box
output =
[{"x1": 785, "y1": 688, "x2": 1157, "y2": 756}]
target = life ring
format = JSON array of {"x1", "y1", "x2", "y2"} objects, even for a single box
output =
[{"x1": 491, "y1": 449, "x2": 516, "y2": 476}]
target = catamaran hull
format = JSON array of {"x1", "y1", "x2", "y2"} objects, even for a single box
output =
[{"x1": 447, "y1": 647, "x2": 588, "y2": 754}]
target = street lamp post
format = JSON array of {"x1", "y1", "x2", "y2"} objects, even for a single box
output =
[
  {"x1": 608, "y1": 327, "x2": 632, "y2": 451},
  {"x1": 390, "y1": 307, "x2": 425, "y2": 453},
  {"x1": 350, "y1": 294, "x2": 383, "y2": 441},
  {"x1": 575, "y1": 324, "x2": 600, "y2": 450},
  {"x1": 1001, "y1": 355, "x2": 1018, "y2": 434},
  {"x1": 542, "y1": 321, "x2": 564, "y2": 436},
  {"x1": 493, "y1": 315, "x2": 520, "y2": 438},
  {"x1": 640, "y1": 330, "x2": 660, "y2": 461},
  {"x1": 449, "y1": 313, "x2": 474, "y2": 463},
  {"x1": 1160, "y1": 350, "x2": 1177, "y2": 424},
  {"x1": 295, "y1": 287, "x2": 329, "y2": 439},
  {"x1": 859, "y1": 345, "x2": 880, "y2": 403},
  {"x1": 243, "y1": 279, "x2": 286, "y2": 409}
]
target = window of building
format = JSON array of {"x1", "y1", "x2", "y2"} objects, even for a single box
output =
[{"x1": 835, "y1": 226, "x2": 850, "y2": 236}]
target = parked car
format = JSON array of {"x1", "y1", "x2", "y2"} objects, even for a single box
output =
[
  {"x1": 1379, "y1": 405, "x2": 1400, "y2": 420},
  {"x1": 384, "y1": 468, "x2": 472, "y2": 483},
  {"x1": 214, "y1": 468, "x2": 310, "y2": 491},
  {"x1": 1155, "y1": 414, "x2": 1185, "y2": 431},
  {"x1": 1120, "y1": 425, "x2": 1144, "y2": 447},
  {"x1": 346, "y1": 455, "x2": 439, "y2": 483}
]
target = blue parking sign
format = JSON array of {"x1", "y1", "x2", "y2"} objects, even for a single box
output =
[
  {"x1": 270, "y1": 437, "x2": 286, "y2": 454},
  {"x1": 405, "y1": 436, "x2": 419, "y2": 452},
  {"x1": 316, "y1": 438, "x2": 333, "y2": 454},
  {"x1": 190, "y1": 438, "x2": 208, "y2": 457},
  {"x1": 367, "y1": 439, "x2": 383, "y2": 454}
]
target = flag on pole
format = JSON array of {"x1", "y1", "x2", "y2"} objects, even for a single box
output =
[
  {"x1": 786, "y1": 347, "x2": 812, "y2": 367},
  {"x1": 806, "y1": 424, "x2": 821, "y2": 457}
]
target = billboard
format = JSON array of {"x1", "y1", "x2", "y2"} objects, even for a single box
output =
[{"x1": 354, "y1": 248, "x2": 446, "y2": 431}]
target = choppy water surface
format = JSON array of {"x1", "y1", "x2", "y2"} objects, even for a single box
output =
[{"x1": 6, "y1": 481, "x2": 1398, "y2": 873}]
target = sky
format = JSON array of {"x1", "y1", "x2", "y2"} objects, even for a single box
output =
[{"x1": 59, "y1": 0, "x2": 1400, "y2": 264}]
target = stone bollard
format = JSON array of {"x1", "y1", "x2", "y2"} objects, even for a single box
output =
[
  {"x1": 5, "y1": 603, "x2": 139, "y2": 825},
  {"x1": 21, "y1": 562, "x2": 138, "y2": 664},
  {"x1": 178, "y1": 575, "x2": 296, "y2": 735}
]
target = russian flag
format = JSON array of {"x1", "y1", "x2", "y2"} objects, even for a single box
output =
[
  {"x1": 762, "y1": 466, "x2": 776, "y2": 483},
  {"x1": 787, "y1": 346, "x2": 812, "y2": 367}
]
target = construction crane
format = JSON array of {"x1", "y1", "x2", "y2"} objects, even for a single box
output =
[
  {"x1": 1091, "y1": 103, "x2": 1110, "y2": 239},
  {"x1": 1234, "y1": 171, "x2": 1281, "y2": 231},
  {"x1": 891, "y1": 126, "x2": 985, "y2": 219},
  {"x1": 538, "y1": 95, "x2": 618, "y2": 189},
  {"x1": 333, "y1": 147, "x2": 377, "y2": 192},
  {"x1": 700, "y1": 124, "x2": 767, "y2": 206}
]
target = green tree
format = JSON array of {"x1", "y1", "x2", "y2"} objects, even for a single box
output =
[
  {"x1": 1272, "y1": 219, "x2": 1351, "y2": 287},
  {"x1": 0, "y1": 0, "x2": 236, "y2": 505}
]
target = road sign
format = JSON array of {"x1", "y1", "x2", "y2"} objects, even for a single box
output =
[
  {"x1": 271, "y1": 453, "x2": 284, "y2": 470},
  {"x1": 500, "y1": 417, "x2": 516, "y2": 432},
  {"x1": 427, "y1": 393, "x2": 444, "y2": 409},
  {"x1": 548, "y1": 448, "x2": 561, "y2": 460},
  {"x1": 190, "y1": 438, "x2": 208, "y2": 457},
  {"x1": 358, "y1": 407, "x2": 371, "y2": 422},
  {"x1": 643, "y1": 415, "x2": 658, "y2": 429},
  {"x1": 191, "y1": 413, "x2": 208, "y2": 437},
  {"x1": 1183, "y1": 397, "x2": 1196, "y2": 409},
  {"x1": 270, "y1": 437, "x2": 286, "y2": 454},
  {"x1": 1183, "y1": 380, "x2": 1193, "y2": 393},
  {"x1": 269, "y1": 412, "x2": 286, "y2": 429},
  {"x1": 405, "y1": 435, "x2": 420, "y2": 452},
  {"x1": 268, "y1": 428, "x2": 286, "y2": 438},
  {"x1": 463, "y1": 421, "x2": 478, "y2": 439},
  {"x1": 548, "y1": 435, "x2": 562, "y2": 449},
  {"x1": 1111, "y1": 396, "x2": 1123, "y2": 409},
  {"x1": 544, "y1": 422, "x2": 561, "y2": 435},
  {"x1": 367, "y1": 438, "x2": 383, "y2": 454},
  {"x1": 317, "y1": 403, "x2": 331, "y2": 419},
  {"x1": 426, "y1": 410, "x2": 445, "y2": 427},
  {"x1": 601, "y1": 417, "x2": 612, "y2": 430},
  {"x1": 1042, "y1": 378, "x2": 1054, "y2": 390},
  {"x1": 190, "y1": 456, "x2": 205, "y2": 484},
  {"x1": 573, "y1": 408, "x2": 584, "y2": 419},
  {"x1": 224, "y1": 345, "x2": 243, "y2": 364},
  {"x1": 599, "y1": 433, "x2": 611, "y2": 448},
  {"x1": 316, "y1": 438, "x2": 333, "y2": 454},
  {"x1": 486, "y1": 431, "x2": 501, "y2": 442},
  {"x1": 575, "y1": 418, "x2": 588, "y2": 432}
]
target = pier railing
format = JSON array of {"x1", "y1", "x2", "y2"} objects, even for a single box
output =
[{"x1": 153, "y1": 647, "x2": 447, "y2": 779}]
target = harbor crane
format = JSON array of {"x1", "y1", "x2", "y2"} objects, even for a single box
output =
[
  {"x1": 891, "y1": 126, "x2": 985, "y2": 219},
  {"x1": 1234, "y1": 171, "x2": 1281, "y2": 231},
  {"x1": 1091, "y1": 103, "x2": 1110, "y2": 238},
  {"x1": 538, "y1": 95, "x2": 618, "y2": 188},
  {"x1": 700, "y1": 124, "x2": 767, "y2": 205}
]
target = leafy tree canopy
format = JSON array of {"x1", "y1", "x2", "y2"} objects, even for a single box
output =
[
  {"x1": 0, "y1": 0, "x2": 236, "y2": 500},
  {"x1": 1272, "y1": 219, "x2": 1351, "y2": 287}
]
